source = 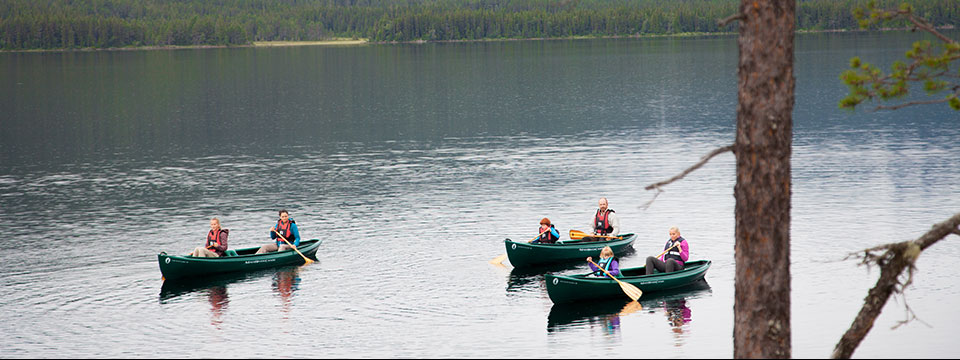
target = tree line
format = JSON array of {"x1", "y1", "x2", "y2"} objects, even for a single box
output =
[{"x1": 1, "y1": 0, "x2": 956, "y2": 50}]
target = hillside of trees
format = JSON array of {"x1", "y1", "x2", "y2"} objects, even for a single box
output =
[{"x1": 1, "y1": 0, "x2": 956, "y2": 50}]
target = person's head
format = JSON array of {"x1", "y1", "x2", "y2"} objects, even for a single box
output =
[
  {"x1": 210, "y1": 217, "x2": 221, "y2": 230},
  {"x1": 600, "y1": 246, "x2": 614, "y2": 259},
  {"x1": 278, "y1": 210, "x2": 290, "y2": 222},
  {"x1": 598, "y1": 197, "x2": 609, "y2": 212},
  {"x1": 540, "y1": 217, "x2": 551, "y2": 228},
  {"x1": 669, "y1": 226, "x2": 681, "y2": 240}
]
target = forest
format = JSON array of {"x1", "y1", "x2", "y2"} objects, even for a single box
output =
[{"x1": 1, "y1": 0, "x2": 957, "y2": 50}]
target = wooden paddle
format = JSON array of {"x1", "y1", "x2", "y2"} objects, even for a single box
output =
[
  {"x1": 272, "y1": 229, "x2": 314, "y2": 264},
  {"x1": 489, "y1": 229, "x2": 549, "y2": 265},
  {"x1": 619, "y1": 300, "x2": 643, "y2": 315},
  {"x1": 569, "y1": 229, "x2": 621, "y2": 240},
  {"x1": 588, "y1": 258, "x2": 642, "y2": 301},
  {"x1": 654, "y1": 241, "x2": 683, "y2": 260}
]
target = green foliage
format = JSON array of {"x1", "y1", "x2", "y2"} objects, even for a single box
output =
[
  {"x1": 1, "y1": 0, "x2": 959, "y2": 50},
  {"x1": 840, "y1": 1, "x2": 959, "y2": 111}
]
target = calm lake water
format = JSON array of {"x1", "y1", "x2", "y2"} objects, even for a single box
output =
[{"x1": 1, "y1": 31, "x2": 958, "y2": 358}]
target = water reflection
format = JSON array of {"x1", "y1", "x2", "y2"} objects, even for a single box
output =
[
  {"x1": 207, "y1": 285, "x2": 229, "y2": 328},
  {"x1": 547, "y1": 278, "x2": 711, "y2": 338},
  {"x1": 272, "y1": 267, "x2": 301, "y2": 316},
  {"x1": 505, "y1": 263, "x2": 582, "y2": 295}
]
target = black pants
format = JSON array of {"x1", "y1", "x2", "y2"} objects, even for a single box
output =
[{"x1": 646, "y1": 256, "x2": 684, "y2": 275}]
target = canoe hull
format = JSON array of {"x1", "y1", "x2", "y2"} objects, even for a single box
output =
[
  {"x1": 158, "y1": 239, "x2": 322, "y2": 280},
  {"x1": 504, "y1": 233, "x2": 636, "y2": 268},
  {"x1": 545, "y1": 259, "x2": 712, "y2": 304}
]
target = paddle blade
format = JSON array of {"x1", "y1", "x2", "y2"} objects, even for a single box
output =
[
  {"x1": 489, "y1": 253, "x2": 508, "y2": 265},
  {"x1": 619, "y1": 281, "x2": 643, "y2": 302},
  {"x1": 619, "y1": 300, "x2": 643, "y2": 316},
  {"x1": 569, "y1": 229, "x2": 588, "y2": 240}
]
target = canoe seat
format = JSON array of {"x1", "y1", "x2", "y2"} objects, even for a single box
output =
[{"x1": 225, "y1": 249, "x2": 238, "y2": 257}]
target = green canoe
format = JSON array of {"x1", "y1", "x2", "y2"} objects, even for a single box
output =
[
  {"x1": 504, "y1": 233, "x2": 637, "y2": 268},
  {"x1": 545, "y1": 259, "x2": 712, "y2": 304},
  {"x1": 158, "y1": 239, "x2": 322, "y2": 280}
]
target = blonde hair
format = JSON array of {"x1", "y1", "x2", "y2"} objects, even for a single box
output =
[{"x1": 600, "y1": 246, "x2": 614, "y2": 258}]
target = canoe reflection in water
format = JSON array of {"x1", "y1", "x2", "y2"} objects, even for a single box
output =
[
  {"x1": 547, "y1": 278, "x2": 711, "y2": 337},
  {"x1": 159, "y1": 265, "x2": 303, "y2": 324}
]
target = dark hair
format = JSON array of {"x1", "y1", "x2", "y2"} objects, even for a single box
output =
[{"x1": 278, "y1": 209, "x2": 289, "y2": 216}]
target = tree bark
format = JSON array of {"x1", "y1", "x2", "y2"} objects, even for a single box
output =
[
  {"x1": 832, "y1": 212, "x2": 960, "y2": 359},
  {"x1": 733, "y1": 0, "x2": 795, "y2": 358}
]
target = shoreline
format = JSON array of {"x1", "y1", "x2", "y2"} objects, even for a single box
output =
[{"x1": 2, "y1": 26, "x2": 954, "y2": 53}]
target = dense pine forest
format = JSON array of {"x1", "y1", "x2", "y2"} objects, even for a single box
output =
[{"x1": 1, "y1": 0, "x2": 956, "y2": 50}]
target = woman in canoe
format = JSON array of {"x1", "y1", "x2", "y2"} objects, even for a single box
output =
[
  {"x1": 257, "y1": 209, "x2": 301, "y2": 254},
  {"x1": 188, "y1": 217, "x2": 229, "y2": 257},
  {"x1": 531, "y1": 217, "x2": 560, "y2": 244},
  {"x1": 587, "y1": 246, "x2": 620, "y2": 277},
  {"x1": 645, "y1": 226, "x2": 689, "y2": 274}
]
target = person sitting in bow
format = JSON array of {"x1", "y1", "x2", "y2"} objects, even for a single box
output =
[
  {"x1": 531, "y1": 217, "x2": 560, "y2": 244},
  {"x1": 188, "y1": 217, "x2": 228, "y2": 257},
  {"x1": 587, "y1": 246, "x2": 620, "y2": 277}
]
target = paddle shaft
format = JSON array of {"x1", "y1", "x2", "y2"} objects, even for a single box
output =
[
  {"x1": 654, "y1": 241, "x2": 682, "y2": 260},
  {"x1": 272, "y1": 229, "x2": 313, "y2": 263},
  {"x1": 569, "y1": 229, "x2": 621, "y2": 240},
  {"x1": 588, "y1": 258, "x2": 642, "y2": 301},
  {"x1": 529, "y1": 228, "x2": 550, "y2": 243},
  {"x1": 587, "y1": 258, "x2": 621, "y2": 282}
]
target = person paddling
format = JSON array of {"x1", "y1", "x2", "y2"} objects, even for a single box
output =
[
  {"x1": 531, "y1": 217, "x2": 560, "y2": 244},
  {"x1": 587, "y1": 246, "x2": 620, "y2": 277},
  {"x1": 188, "y1": 217, "x2": 228, "y2": 257},
  {"x1": 256, "y1": 209, "x2": 301, "y2": 254}
]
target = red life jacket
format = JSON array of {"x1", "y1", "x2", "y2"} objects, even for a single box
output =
[
  {"x1": 206, "y1": 229, "x2": 228, "y2": 255},
  {"x1": 538, "y1": 225, "x2": 558, "y2": 243},
  {"x1": 275, "y1": 219, "x2": 294, "y2": 244},
  {"x1": 595, "y1": 209, "x2": 615, "y2": 235}
]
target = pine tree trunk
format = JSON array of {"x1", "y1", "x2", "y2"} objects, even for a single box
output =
[{"x1": 733, "y1": 0, "x2": 795, "y2": 358}]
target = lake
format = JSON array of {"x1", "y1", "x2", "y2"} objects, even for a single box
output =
[{"x1": 1, "y1": 31, "x2": 958, "y2": 358}]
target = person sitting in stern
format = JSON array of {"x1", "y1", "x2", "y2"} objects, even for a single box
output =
[
  {"x1": 645, "y1": 226, "x2": 689, "y2": 275},
  {"x1": 256, "y1": 209, "x2": 301, "y2": 254}
]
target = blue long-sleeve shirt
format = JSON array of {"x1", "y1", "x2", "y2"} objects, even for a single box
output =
[{"x1": 270, "y1": 221, "x2": 300, "y2": 246}]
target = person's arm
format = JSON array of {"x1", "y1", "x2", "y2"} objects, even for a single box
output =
[
  {"x1": 215, "y1": 231, "x2": 228, "y2": 253},
  {"x1": 290, "y1": 223, "x2": 300, "y2": 246},
  {"x1": 588, "y1": 260, "x2": 599, "y2": 272},
  {"x1": 609, "y1": 259, "x2": 620, "y2": 276},
  {"x1": 610, "y1": 212, "x2": 620, "y2": 236},
  {"x1": 680, "y1": 240, "x2": 690, "y2": 262},
  {"x1": 549, "y1": 226, "x2": 560, "y2": 240}
]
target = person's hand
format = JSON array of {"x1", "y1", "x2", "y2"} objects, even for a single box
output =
[{"x1": 586, "y1": 256, "x2": 593, "y2": 262}]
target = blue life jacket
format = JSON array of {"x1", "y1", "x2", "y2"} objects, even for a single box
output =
[{"x1": 594, "y1": 256, "x2": 618, "y2": 277}]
